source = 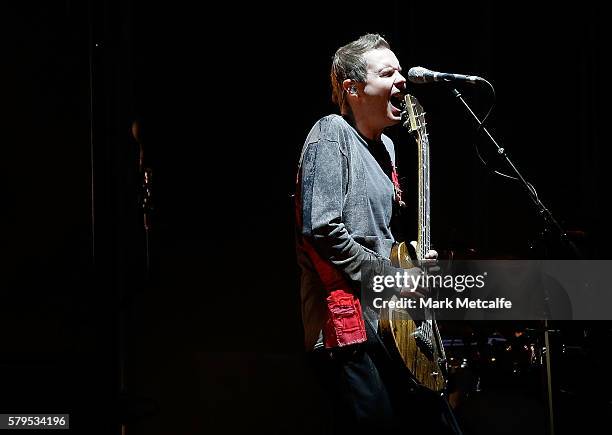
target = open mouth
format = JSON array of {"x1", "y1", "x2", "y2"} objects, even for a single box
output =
[{"x1": 390, "y1": 93, "x2": 405, "y2": 112}]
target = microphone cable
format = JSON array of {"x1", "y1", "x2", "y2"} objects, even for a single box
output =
[{"x1": 470, "y1": 78, "x2": 540, "y2": 199}]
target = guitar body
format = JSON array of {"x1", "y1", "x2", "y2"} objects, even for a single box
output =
[
  {"x1": 378, "y1": 242, "x2": 447, "y2": 393},
  {"x1": 378, "y1": 94, "x2": 447, "y2": 393}
]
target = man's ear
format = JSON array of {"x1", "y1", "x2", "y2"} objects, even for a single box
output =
[{"x1": 343, "y1": 79, "x2": 357, "y2": 95}]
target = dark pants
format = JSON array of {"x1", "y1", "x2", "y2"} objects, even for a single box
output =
[{"x1": 307, "y1": 324, "x2": 462, "y2": 435}]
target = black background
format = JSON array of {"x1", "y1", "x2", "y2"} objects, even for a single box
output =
[{"x1": 1, "y1": 1, "x2": 609, "y2": 434}]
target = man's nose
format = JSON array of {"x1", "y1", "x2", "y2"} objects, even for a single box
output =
[{"x1": 395, "y1": 72, "x2": 407, "y2": 91}]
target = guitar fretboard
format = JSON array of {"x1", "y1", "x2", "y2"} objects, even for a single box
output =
[{"x1": 417, "y1": 119, "x2": 430, "y2": 261}]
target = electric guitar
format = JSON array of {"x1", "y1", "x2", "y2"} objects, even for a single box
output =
[{"x1": 378, "y1": 94, "x2": 447, "y2": 392}]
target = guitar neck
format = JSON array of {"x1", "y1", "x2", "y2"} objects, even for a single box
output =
[
  {"x1": 403, "y1": 93, "x2": 431, "y2": 261},
  {"x1": 417, "y1": 128, "x2": 431, "y2": 260}
]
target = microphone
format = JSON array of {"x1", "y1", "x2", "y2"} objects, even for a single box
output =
[{"x1": 407, "y1": 66, "x2": 484, "y2": 84}]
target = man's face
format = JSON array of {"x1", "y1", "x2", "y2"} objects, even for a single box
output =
[{"x1": 358, "y1": 48, "x2": 406, "y2": 129}]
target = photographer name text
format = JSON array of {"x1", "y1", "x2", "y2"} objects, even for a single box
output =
[{"x1": 372, "y1": 297, "x2": 512, "y2": 310}]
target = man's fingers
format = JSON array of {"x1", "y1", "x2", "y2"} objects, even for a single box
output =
[
  {"x1": 409, "y1": 243, "x2": 438, "y2": 260},
  {"x1": 399, "y1": 287, "x2": 428, "y2": 298}
]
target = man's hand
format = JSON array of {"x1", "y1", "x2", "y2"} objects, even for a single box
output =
[
  {"x1": 398, "y1": 242, "x2": 439, "y2": 298},
  {"x1": 398, "y1": 266, "x2": 429, "y2": 298},
  {"x1": 410, "y1": 240, "x2": 439, "y2": 270}
]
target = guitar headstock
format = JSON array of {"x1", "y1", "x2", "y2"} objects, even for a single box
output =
[{"x1": 402, "y1": 94, "x2": 427, "y2": 135}]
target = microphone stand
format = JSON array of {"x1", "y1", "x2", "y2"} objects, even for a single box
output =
[
  {"x1": 450, "y1": 87, "x2": 581, "y2": 435},
  {"x1": 450, "y1": 87, "x2": 582, "y2": 260}
]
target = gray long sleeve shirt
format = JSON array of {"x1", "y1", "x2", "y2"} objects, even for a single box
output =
[{"x1": 296, "y1": 114, "x2": 404, "y2": 350}]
